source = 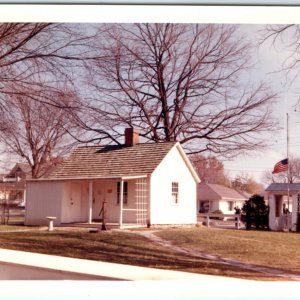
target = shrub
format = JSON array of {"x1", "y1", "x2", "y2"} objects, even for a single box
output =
[
  {"x1": 241, "y1": 194, "x2": 269, "y2": 230},
  {"x1": 210, "y1": 209, "x2": 224, "y2": 220}
]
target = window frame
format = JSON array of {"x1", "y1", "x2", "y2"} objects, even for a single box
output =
[
  {"x1": 117, "y1": 181, "x2": 128, "y2": 205},
  {"x1": 228, "y1": 201, "x2": 234, "y2": 211},
  {"x1": 171, "y1": 182, "x2": 179, "y2": 204}
]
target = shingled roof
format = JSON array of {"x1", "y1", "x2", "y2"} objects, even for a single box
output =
[
  {"x1": 198, "y1": 183, "x2": 248, "y2": 201},
  {"x1": 46, "y1": 142, "x2": 178, "y2": 180},
  {"x1": 208, "y1": 184, "x2": 248, "y2": 200},
  {"x1": 265, "y1": 183, "x2": 300, "y2": 192}
]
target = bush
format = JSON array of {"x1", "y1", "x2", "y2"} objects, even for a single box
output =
[
  {"x1": 241, "y1": 194, "x2": 269, "y2": 230},
  {"x1": 210, "y1": 209, "x2": 224, "y2": 220}
]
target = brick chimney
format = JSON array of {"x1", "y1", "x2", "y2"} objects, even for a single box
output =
[{"x1": 125, "y1": 128, "x2": 139, "y2": 147}]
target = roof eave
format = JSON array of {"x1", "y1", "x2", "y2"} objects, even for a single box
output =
[
  {"x1": 27, "y1": 174, "x2": 148, "y2": 182},
  {"x1": 175, "y1": 143, "x2": 201, "y2": 183}
]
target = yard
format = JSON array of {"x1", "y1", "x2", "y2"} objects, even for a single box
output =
[{"x1": 0, "y1": 225, "x2": 299, "y2": 281}]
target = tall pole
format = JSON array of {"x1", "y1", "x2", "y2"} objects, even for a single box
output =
[{"x1": 287, "y1": 113, "x2": 290, "y2": 210}]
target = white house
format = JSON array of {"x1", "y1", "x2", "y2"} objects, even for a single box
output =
[
  {"x1": 197, "y1": 183, "x2": 248, "y2": 214},
  {"x1": 0, "y1": 163, "x2": 31, "y2": 206},
  {"x1": 25, "y1": 128, "x2": 200, "y2": 228},
  {"x1": 265, "y1": 183, "x2": 300, "y2": 231}
]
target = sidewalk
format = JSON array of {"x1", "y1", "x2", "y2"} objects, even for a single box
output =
[{"x1": 0, "y1": 248, "x2": 247, "y2": 281}]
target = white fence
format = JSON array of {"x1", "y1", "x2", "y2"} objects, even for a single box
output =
[
  {"x1": 197, "y1": 213, "x2": 243, "y2": 229},
  {"x1": 0, "y1": 203, "x2": 25, "y2": 225}
]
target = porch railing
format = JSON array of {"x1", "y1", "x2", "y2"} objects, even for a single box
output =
[{"x1": 278, "y1": 214, "x2": 292, "y2": 231}]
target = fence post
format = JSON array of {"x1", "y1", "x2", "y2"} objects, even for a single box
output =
[
  {"x1": 206, "y1": 213, "x2": 210, "y2": 228},
  {"x1": 237, "y1": 214, "x2": 240, "y2": 230}
]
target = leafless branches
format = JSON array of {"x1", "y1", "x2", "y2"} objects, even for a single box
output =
[
  {"x1": 0, "y1": 92, "x2": 78, "y2": 178},
  {"x1": 262, "y1": 24, "x2": 300, "y2": 84},
  {"x1": 263, "y1": 156, "x2": 300, "y2": 185},
  {"x1": 189, "y1": 154, "x2": 231, "y2": 186},
  {"x1": 0, "y1": 23, "x2": 98, "y2": 173},
  {"x1": 0, "y1": 23, "x2": 280, "y2": 164},
  {"x1": 0, "y1": 23, "x2": 96, "y2": 108},
  {"x1": 82, "y1": 23, "x2": 277, "y2": 157}
]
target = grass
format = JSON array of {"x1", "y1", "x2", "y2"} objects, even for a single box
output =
[
  {"x1": 0, "y1": 225, "x2": 299, "y2": 280},
  {"x1": 0, "y1": 225, "x2": 33, "y2": 231},
  {"x1": 155, "y1": 226, "x2": 300, "y2": 275}
]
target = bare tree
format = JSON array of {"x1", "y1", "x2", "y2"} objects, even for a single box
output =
[
  {"x1": 80, "y1": 23, "x2": 277, "y2": 157},
  {"x1": 262, "y1": 25, "x2": 299, "y2": 76},
  {"x1": 0, "y1": 23, "x2": 99, "y2": 176},
  {"x1": 0, "y1": 92, "x2": 78, "y2": 178},
  {"x1": 189, "y1": 154, "x2": 231, "y2": 186},
  {"x1": 262, "y1": 156, "x2": 300, "y2": 185},
  {"x1": 262, "y1": 24, "x2": 300, "y2": 108},
  {"x1": 231, "y1": 172, "x2": 264, "y2": 195},
  {"x1": 0, "y1": 23, "x2": 95, "y2": 108}
]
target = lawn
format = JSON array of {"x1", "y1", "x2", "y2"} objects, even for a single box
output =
[
  {"x1": 0, "y1": 226, "x2": 298, "y2": 281},
  {"x1": 155, "y1": 226, "x2": 300, "y2": 275}
]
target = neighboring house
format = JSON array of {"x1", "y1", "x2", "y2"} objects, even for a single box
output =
[
  {"x1": 265, "y1": 183, "x2": 299, "y2": 231},
  {"x1": 25, "y1": 128, "x2": 200, "y2": 228},
  {"x1": 0, "y1": 163, "x2": 31, "y2": 206},
  {"x1": 197, "y1": 183, "x2": 248, "y2": 214},
  {"x1": 237, "y1": 190, "x2": 252, "y2": 200}
]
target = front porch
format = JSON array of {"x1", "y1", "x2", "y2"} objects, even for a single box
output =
[
  {"x1": 266, "y1": 183, "x2": 300, "y2": 232},
  {"x1": 61, "y1": 175, "x2": 149, "y2": 229}
]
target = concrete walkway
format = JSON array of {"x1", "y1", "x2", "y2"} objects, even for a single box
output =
[
  {"x1": 0, "y1": 248, "x2": 247, "y2": 281},
  {"x1": 135, "y1": 230, "x2": 300, "y2": 281}
]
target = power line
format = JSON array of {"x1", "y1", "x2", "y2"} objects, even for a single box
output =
[{"x1": 224, "y1": 168, "x2": 267, "y2": 173}]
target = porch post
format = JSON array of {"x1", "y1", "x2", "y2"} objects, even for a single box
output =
[
  {"x1": 88, "y1": 181, "x2": 93, "y2": 224},
  {"x1": 268, "y1": 194, "x2": 276, "y2": 230},
  {"x1": 291, "y1": 194, "x2": 298, "y2": 232},
  {"x1": 119, "y1": 179, "x2": 124, "y2": 228},
  {"x1": 23, "y1": 187, "x2": 26, "y2": 206}
]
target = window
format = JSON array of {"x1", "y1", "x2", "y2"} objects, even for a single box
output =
[
  {"x1": 172, "y1": 182, "x2": 179, "y2": 204},
  {"x1": 117, "y1": 181, "x2": 128, "y2": 204},
  {"x1": 199, "y1": 201, "x2": 209, "y2": 213},
  {"x1": 228, "y1": 201, "x2": 234, "y2": 211}
]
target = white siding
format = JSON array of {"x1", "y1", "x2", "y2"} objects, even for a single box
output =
[
  {"x1": 269, "y1": 193, "x2": 297, "y2": 231},
  {"x1": 150, "y1": 145, "x2": 197, "y2": 225},
  {"x1": 92, "y1": 179, "x2": 140, "y2": 223},
  {"x1": 218, "y1": 200, "x2": 245, "y2": 214},
  {"x1": 61, "y1": 182, "x2": 85, "y2": 223},
  {"x1": 210, "y1": 200, "x2": 219, "y2": 212},
  {"x1": 25, "y1": 181, "x2": 63, "y2": 226},
  {"x1": 93, "y1": 180, "x2": 117, "y2": 222}
]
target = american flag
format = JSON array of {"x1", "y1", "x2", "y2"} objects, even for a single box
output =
[{"x1": 272, "y1": 158, "x2": 288, "y2": 174}]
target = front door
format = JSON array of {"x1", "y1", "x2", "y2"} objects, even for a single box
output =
[
  {"x1": 92, "y1": 181, "x2": 113, "y2": 222},
  {"x1": 92, "y1": 186, "x2": 104, "y2": 222},
  {"x1": 70, "y1": 182, "x2": 82, "y2": 222}
]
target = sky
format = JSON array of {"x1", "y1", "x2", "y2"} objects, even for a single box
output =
[
  {"x1": 1, "y1": 5, "x2": 300, "y2": 184},
  {"x1": 222, "y1": 25, "x2": 300, "y2": 184}
]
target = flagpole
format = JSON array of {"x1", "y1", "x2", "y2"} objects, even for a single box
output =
[{"x1": 287, "y1": 113, "x2": 290, "y2": 210}]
